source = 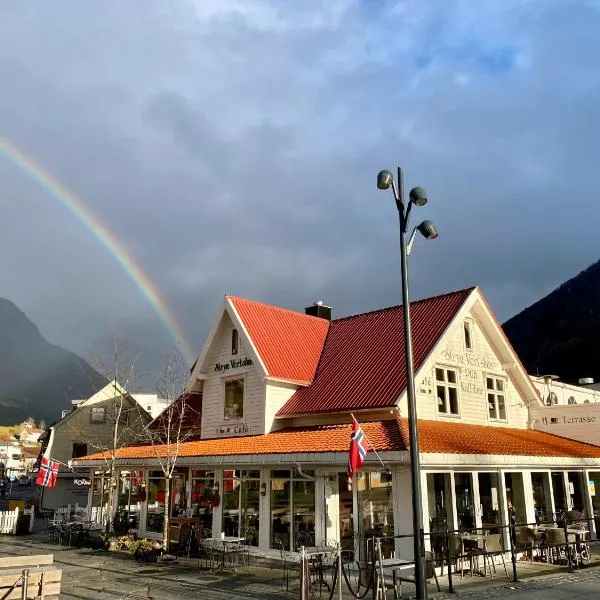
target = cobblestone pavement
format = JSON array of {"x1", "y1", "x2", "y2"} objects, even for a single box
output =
[{"x1": 2, "y1": 534, "x2": 600, "y2": 599}]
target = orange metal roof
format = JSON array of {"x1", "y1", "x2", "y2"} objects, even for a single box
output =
[
  {"x1": 78, "y1": 418, "x2": 600, "y2": 462},
  {"x1": 228, "y1": 296, "x2": 329, "y2": 384},
  {"x1": 78, "y1": 420, "x2": 402, "y2": 460},
  {"x1": 277, "y1": 288, "x2": 473, "y2": 416}
]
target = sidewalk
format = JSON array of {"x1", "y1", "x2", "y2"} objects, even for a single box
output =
[{"x1": 1, "y1": 532, "x2": 599, "y2": 599}]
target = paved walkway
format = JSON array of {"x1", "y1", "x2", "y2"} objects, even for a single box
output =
[{"x1": 1, "y1": 532, "x2": 599, "y2": 599}]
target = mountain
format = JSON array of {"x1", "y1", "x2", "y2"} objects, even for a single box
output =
[
  {"x1": 0, "y1": 297, "x2": 105, "y2": 425},
  {"x1": 502, "y1": 260, "x2": 600, "y2": 384}
]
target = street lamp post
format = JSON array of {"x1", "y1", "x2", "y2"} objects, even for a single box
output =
[{"x1": 377, "y1": 167, "x2": 438, "y2": 600}]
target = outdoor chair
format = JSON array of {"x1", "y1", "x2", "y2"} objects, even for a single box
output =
[
  {"x1": 514, "y1": 526, "x2": 536, "y2": 560},
  {"x1": 276, "y1": 539, "x2": 301, "y2": 595},
  {"x1": 472, "y1": 533, "x2": 509, "y2": 578},
  {"x1": 396, "y1": 551, "x2": 441, "y2": 595},
  {"x1": 545, "y1": 528, "x2": 576, "y2": 565}
]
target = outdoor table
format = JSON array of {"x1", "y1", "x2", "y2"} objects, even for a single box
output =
[
  {"x1": 460, "y1": 533, "x2": 489, "y2": 576},
  {"x1": 204, "y1": 537, "x2": 246, "y2": 570},
  {"x1": 378, "y1": 557, "x2": 414, "y2": 599}
]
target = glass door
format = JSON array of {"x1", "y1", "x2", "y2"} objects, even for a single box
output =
[{"x1": 504, "y1": 472, "x2": 526, "y2": 524}]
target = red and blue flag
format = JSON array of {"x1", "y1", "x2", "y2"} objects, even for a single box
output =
[
  {"x1": 36, "y1": 456, "x2": 60, "y2": 488},
  {"x1": 348, "y1": 417, "x2": 368, "y2": 483}
]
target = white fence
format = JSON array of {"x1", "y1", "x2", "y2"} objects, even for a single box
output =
[
  {"x1": 0, "y1": 507, "x2": 35, "y2": 534},
  {"x1": 89, "y1": 505, "x2": 107, "y2": 525}
]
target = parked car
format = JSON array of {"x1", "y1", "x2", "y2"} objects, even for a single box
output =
[{"x1": 18, "y1": 475, "x2": 32, "y2": 487}]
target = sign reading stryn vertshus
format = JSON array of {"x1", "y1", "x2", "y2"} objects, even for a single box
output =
[{"x1": 214, "y1": 357, "x2": 253, "y2": 373}]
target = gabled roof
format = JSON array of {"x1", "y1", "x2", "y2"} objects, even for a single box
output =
[
  {"x1": 227, "y1": 296, "x2": 330, "y2": 384},
  {"x1": 277, "y1": 288, "x2": 474, "y2": 416},
  {"x1": 77, "y1": 418, "x2": 600, "y2": 461},
  {"x1": 148, "y1": 392, "x2": 202, "y2": 434}
]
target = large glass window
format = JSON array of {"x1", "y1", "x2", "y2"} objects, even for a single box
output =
[
  {"x1": 568, "y1": 471, "x2": 586, "y2": 516},
  {"x1": 552, "y1": 471, "x2": 567, "y2": 514},
  {"x1": 91, "y1": 470, "x2": 110, "y2": 524},
  {"x1": 436, "y1": 368, "x2": 459, "y2": 415},
  {"x1": 191, "y1": 469, "x2": 215, "y2": 532},
  {"x1": 338, "y1": 474, "x2": 354, "y2": 552},
  {"x1": 271, "y1": 469, "x2": 315, "y2": 551},
  {"x1": 222, "y1": 470, "x2": 260, "y2": 545},
  {"x1": 486, "y1": 377, "x2": 506, "y2": 421},
  {"x1": 224, "y1": 379, "x2": 244, "y2": 420},
  {"x1": 170, "y1": 470, "x2": 187, "y2": 517},
  {"x1": 427, "y1": 473, "x2": 453, "y2": 532},
  {"x1": 504, "y1": 472, "x2": 526, "y2": 524},
  {"x1": 116, "y1": 470, "x2": 143, "y2": 532},
  {"x1": 357, "y1": 471, "x2": 394, "y2": 559},
  {"x1": 588, "y1": 472, "x2": 600, "y2": 536},
  {"x1": 531, "y1": 472, "x2": 552, "y2": 523},
  {"x1": 146, "y1": 470, "x2": 166, "y2": 534},
  {"x1": 454, "y1": 473, "x2": 475, "y2": 530},
  {"x1": 478, "y1": 472, "x2": 500, "y2": 532}
]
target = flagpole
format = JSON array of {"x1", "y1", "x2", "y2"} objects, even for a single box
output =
[{"x1": 350, "y1": 414, "x2": 387, "y2": 469}]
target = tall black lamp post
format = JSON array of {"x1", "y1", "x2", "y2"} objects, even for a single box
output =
[{"x1": 377, "y1": 167, "x2": 439, "y2": 600}]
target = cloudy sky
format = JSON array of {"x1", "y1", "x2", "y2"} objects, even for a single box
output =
[{"x1": 1, "y1": 1, "x2": 599, "y2": 385}]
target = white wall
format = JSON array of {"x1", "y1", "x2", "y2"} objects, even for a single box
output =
[
  {"x1": 531, "y1": 376, "x2": 600, "y2": 406},
  {"x1": 199, "y1": 312, "x2": 267, "y2": 439},
  {"x1": 265, "y1": 381, "x2": 299, "y2": 432},
  {"x1": 402, "y1": 300, "x2": 530, "y2": 428}
]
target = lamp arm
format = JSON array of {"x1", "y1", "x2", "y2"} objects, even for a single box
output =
[{"x1": 406, "y1": 227, "x2": 418, "y2": 256}]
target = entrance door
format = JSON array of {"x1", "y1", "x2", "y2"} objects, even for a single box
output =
[{"x1": 504, "y1": 472, "x2": 526, "y2": 524}]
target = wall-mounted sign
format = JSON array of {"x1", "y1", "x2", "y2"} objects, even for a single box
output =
[
  {"x1": 214, "y1": 357, "x2": 253, "y2": 373},
  {"x1": 73, "y1": 478, "x2": 91, "y2": 486},
  {"x1": 441, "y1": 349, "x2": 499, "y2": 371},
  {"x1": 540, "y1": 415, "x2": 596, "y2": 426},
  {"x1": 216, "y1": 423, "x2": 249, "y2": 435}
]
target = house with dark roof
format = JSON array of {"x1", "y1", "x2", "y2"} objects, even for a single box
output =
[{"x1": 75, "y1": 287, "x2": 600, "y2": 560}]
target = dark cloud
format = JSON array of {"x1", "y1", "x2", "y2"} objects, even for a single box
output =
[{"x1": 1, "y1": 1, "x2": 599, "y2": 382}]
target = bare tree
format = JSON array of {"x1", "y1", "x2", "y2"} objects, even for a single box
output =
[
  {"x1": 134, "y1": 352, "x2": 201, "y2": 550},
  {"x1": 67, "y1": 338, "x2": 152, "y2": 532}
]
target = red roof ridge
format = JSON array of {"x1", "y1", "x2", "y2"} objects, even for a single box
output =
[
  {"x1": 227, "y1": 295, "x2": 325, "y2": 323},
  {"x1": 331, "y1": 286, "x2": 476, "y2": 324}
]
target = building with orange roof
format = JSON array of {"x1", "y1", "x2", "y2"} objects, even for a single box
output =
[{"x1": 74, "y1": 287, "x2": 600, "y2": 561}]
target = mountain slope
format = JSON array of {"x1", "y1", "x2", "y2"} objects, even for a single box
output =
[
  {"x1": 0, "y1": 297, "x2": 105, "y2": 425},
  {"x1": 502, "y1": 260, "x2": 600, "y2": 383}
]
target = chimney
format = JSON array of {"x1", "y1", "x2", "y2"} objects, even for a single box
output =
[{"x1": 305, "y1": 300, "x2": 332, "y2": 321}]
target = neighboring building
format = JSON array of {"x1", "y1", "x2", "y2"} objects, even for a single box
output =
[
  {"x1": 38, "y1": 380, "x2": 153, "y2": 511},
  {"x1": 19, "y1": 423, "x2": 45, "y2": 444},
  {"x1": 530, "y1": 375, "x2": 600, "y2": 446},
  {"x1": 76, "y1": 288, "x2": 600, "y2": 559},
  {"x1": 0, "y1": 438, "x2": 38, "y2": 477},
  {"x1": 132, "y1": 394, "x2": 172, "y2": 419}
]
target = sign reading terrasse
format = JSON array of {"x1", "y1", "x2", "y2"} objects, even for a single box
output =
[{"x1": 214, "y1": 357, "x2": 253, "y2": 373}]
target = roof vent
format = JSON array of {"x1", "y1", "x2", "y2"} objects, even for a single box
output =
[
  {"x1": 305, "y1": 301, "x2": 332, "y2": 321},
  {"x1": 579, "y1": 377, "x2": 594, "y2": 385}
]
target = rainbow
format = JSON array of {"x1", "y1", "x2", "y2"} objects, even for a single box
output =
[{"x1": 0, "y1": 136, "x2": 195, "y2": 364}]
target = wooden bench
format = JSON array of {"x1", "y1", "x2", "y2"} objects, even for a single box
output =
[{"x1": 0, "y1": 555, "x2": 61, "y2": 599}]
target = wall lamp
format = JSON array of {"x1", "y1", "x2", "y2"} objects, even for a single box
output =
[{"x1": 260, "y1": 483, "x2": 267, "y2": 497}]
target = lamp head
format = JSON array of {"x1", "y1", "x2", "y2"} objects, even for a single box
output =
[
  {"x1": 377, "y1": 170, "x2": 394, "y2": 190},
  {"x1": 417, "y1": 220, "x2": 439, "y2": 240},
  {"x1": 409, "y1": 187, "x2": 427, "y2": 206}
]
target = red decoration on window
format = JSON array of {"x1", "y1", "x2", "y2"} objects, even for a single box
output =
[
  {"x1": 136, "y1": 490, "x2": 147, "y2": 502},
  {"x1": 156, "y1": 490, "x2": 166, "y2": 503}
]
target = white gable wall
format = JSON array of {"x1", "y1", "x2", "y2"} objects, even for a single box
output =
[
  {"x1": 265, "y1": 382, "x2": 299, "y2": 432},
  {"x1": 400, "y1": 293, "x2": 530, "y2": 428},
  {"x1": 199, "y1": 312, "x2": 267, "y2": 439}
]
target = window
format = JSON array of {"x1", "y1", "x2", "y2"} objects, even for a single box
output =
[
  {"x1": 224, "y1": 379, "x2": 244, "y2": 420},
  {"x1": 90, "y1": 406, "x2": 106, "y2": 423},
  {"x1": 568, "y1": 396, "x2": 577, "y2": 405},
  {"x1": 464, "y1": 320, "x2": 473, "y2": 351},
  {"x1": 72, "y1": 443, "x2": 88, "y2": 458},
  {"x1": 487, "y1": 377, "x2": 506, "y2": 420},
  {"x1": 435, "y1": 367, "x2": 459, "y2": 415},
  {"x1": 546, "y1": 392, "x2": 558, "y2": 406},
  {"x1": 231, "y1": 328, "x2": 239, "y2": 355}
]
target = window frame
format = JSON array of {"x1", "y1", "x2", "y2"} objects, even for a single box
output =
[
  {"x1": 72, "y1": 442, "x2": 88, "y2": 458},
  {"x1": 231, "y1": 328, "x2": 239, "y2": 356},
  {"x1": 434, "y1": 366, "x2": 460, "y2": 417},
  {"x1": 463, "y1": 319, "x2": 473, "y2": 351},
  {"x1": 223, "y1": 377, "x2": 245, "y2": 421},
  {"x1": 90, "y1": 406, "x2": 107, "y2": 424},
  {"x1": 486, "y1": 374, "x2": 507, "y2": 422}
]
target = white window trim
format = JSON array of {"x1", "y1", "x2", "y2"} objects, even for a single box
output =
[
  {"x1": 434, "y1": 365, "x2": 461, "y2": 418},
  {"x1": 485, "y1": 373, "x2": 507, "y2": 422},
  {"x1": 223, "y1": 374, "x2": 246, "y2": 422},
  {"x1": 463, "y1": 319, "x2": 474, "y2": 352}
]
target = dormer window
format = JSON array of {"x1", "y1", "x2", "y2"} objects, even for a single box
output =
[
  {"x1": 231, "y1": 329, "x2": 239, "y2": 356},
  {"x1": 464, "y1": 320, "x2": 473, "y2": 351}
]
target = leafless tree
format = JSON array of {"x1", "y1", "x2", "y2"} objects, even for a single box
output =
[
  {"x1": 134, "y1": 351, "x2": 201, "y2": 550},
  {"x1": 68, "y1": 338, "x2": 152, "y2": 532}
]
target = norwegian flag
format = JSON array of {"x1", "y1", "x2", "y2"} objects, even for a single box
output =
[
  {"x1": 348, "y1": 417, "x2": 368, "y2": 483},
  {"x1": 36, "y1": 456, "x2": 60, "y2": 488}
]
